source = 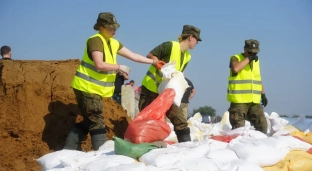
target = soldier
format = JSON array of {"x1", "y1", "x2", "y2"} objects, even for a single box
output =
[
  {"x1": 64, "y1": 12, "x2": 165, "y2": 151},
  {"x1": 227, "y1": 39, "x2": 268, "y2": 134},
  {"x1": 139, "y1": 25, "x2": 202, "y2": 142}
]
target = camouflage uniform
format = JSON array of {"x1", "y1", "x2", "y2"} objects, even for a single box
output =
[
  {"x1": 228, "y1": 103, "x2": 267, "y2": 133},
  {"x1": 64, "y1": 12, "x2": 121, "y2": 151},
  {"x1": 139, "y1": 25, "x2": 202, "y2": 142},
  {"x1": 228, "y1": 39, "x2": 268, "y2": 134},
  {"x1": 73, "y1": 89, "x2": 105, "y2": 131}
]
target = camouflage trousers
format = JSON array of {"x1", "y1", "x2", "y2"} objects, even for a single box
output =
[
  {"x1": 228, "y1": 103, "x2": 267, "y2": 134},
  {"x1": 73, "y1": 88, "x2": 105, "y2": 132},
  {"x1": 139, "y1": 87, "x2": 188, "y2": 131},
  {"x1": 180, "y1": 103, "x2": 189, "y2": 120}
]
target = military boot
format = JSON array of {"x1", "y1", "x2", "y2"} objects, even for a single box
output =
[{"x1": 175, "y1": 127, "x2": 191, "y2": 143}]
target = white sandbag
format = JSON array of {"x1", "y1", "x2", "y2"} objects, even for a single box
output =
[
  {"x1": 139, "y1": 148, "x2": 185, "y2": 169},
  {"x1": 158, "y1": 61, "x2": 189, "y2": 107},
  {"x1": 228, "y1": 136, "x2": 286, "y2": 167},
  {"x1": 261, "y1": 135, "x2": 312, "y2": 153},
  {"x1": 219, "y1": 111, "x2": 232, "y2": 131},
  {"x1": 201, "y1": 138, "x2": 229, "y2": 150},
  {"x1": 181, "y1": 144, "x2": 211, "y2": 161},
  {"x1": 164, "y1": 131, "x2": 178, "y2": 143},
  {"x1": 46, "y1": 167, "x2": 75, "y2": 171},
  {"x1": 80, "y1": 155, "x2": 136, "y2": 171},
  {"x1": 220, "y1": 126, "x2": 268, "y2": 139},
  {"x1": 99, "y1": 140, "x2": 115, "y2": 151},
  {"x1": 215, "y1": 159, "x2": 263, "y2": 171},
  {"x1": 269, "y1": 112, "x2": 289, "y2": 135},
  {"x1": 36, "y1": 150, "x2": 86, "y2": 170},
  {"x1": 264, "y1": 112, "x2": 271, "y2": 134},
  {"x1": 179, "y1": 158, "x2": 219, "y2": 171},
  {"x1": 104, "y1": 162, "x2": 160, "y2": 171},
  {"x1": 206, "y1": 149, "x2": 239, "y2": 162},
  {"x1": 59, "y1": 152, "x2": 100, "y2": 169}
]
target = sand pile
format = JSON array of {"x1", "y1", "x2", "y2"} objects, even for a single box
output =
[{"x1": 0, "y1": 60, "x2": 131, "y2": 171}]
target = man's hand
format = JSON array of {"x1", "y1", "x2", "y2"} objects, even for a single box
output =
[
  {"x1": 153, "y1": 59, "x2": 166, "y2": 70},
  {"x1": 118, "y1": 65, "x2": 130, "y2": 74},
  {"x1": 248, "y1": 54, "x2": 258, "y2": 62},
  {"x1": 261, "y1": 94, "x2": 268, "y2": 107}
]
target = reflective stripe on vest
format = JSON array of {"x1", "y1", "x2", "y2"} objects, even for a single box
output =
[
  {"x1": 141, "y1": 41, "x2": 192, "y2": 93},
  {"x1": 227, "y1": 53, "x2": 262, "y2": 103},
  {"x1": 71, "y1": 33, "x2": 119, "y2": 97}
]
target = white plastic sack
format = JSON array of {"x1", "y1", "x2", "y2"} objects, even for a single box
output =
[
  {"x1": 179, "y1": 158, "x2": 219, "y2": 171},
  {"x1": 158, "y1": 61, "x2": 189, "y2": 106},
  {"x1": 228, "y1": 136, "x2": 286, "y2": 167},
  {"x1": 269, "y1": 112, "x2": 289, "y2": 135},
  {"x1": 104, "y1": 162, "x2": 160, "y2": 171},
  {"x1": 261, "y1": 135, "x2": 312, "y2": 154},
  {"x1": 36, "y1": 150, "x2": 85, "y2": 170},
  {"x1": 46, "y1": 167, "x2": 75, "y2": 171},
  {"x1": 206, "y1": 149, "x2": 239, "y2": 162},
  {"x1": 219, "y1": 111, "x2": 232, "y2": 131},
  {"x1": 80, "y1": 155, "x2": 136, "y2": 171},
  {"x1": 139, "y1": 148, "x2": 185, "y2": 169},
  {"x1": 215, "y1": 159, "x2": 264, "y2": 171},
  {"x1": 220, "y1": 126, "x2": 268, "y2": 139}
]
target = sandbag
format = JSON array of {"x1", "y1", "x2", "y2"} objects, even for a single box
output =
[
  {"x1": 124, "y1": 88, "x2": 174, "y2": 143},
  {"x1": 263, "y1": 150, "x2": 312, "y2": 171},
  {"x1": 114, "y1": 136, "x2": 159, "y2": 159},
  {"x1": 124, "y1": 119, "x2": 171, "y2": 144},
  {"x1": 228, "y1": 136, "x2": 286, "y2": 167},
  {"x1": 157, "y1": 61, "x2": 189, "y2": 107},
  {"x1": 291, "y1": 131, "x2": 312, "y2": 144}
]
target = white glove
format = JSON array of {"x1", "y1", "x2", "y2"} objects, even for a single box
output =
[{"x1": 118, "y1": 65, "x2": 130, "y2": 74}]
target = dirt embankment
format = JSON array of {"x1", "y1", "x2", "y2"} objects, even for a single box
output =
[{"x1": 0, "y1": 60, "x2": 131, "y2": 171}]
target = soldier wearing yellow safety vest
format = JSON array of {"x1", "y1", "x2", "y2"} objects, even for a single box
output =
[
  {"x1": 139, "y1": 25, "x2": 202, "y2": 142},
  {"x1": 227, "y1": 39, "x2": 268, "y2": 134},
  {"x1": 64, "y1": 12, "x2": 165, "y2": 151}
]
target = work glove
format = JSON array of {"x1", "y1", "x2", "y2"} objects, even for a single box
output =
[
  {"x1": 261, "y1": 93, "x2": 268, "y2": 107},
  {"x1": 118, "y1": 65, "x2": 130, "y2": 74},
  {"x1": 153, "y1": 59, "x2": 166, "y2": 70},
  {"x1": 247, "y1": 54, "x2": 258, "y2": 62}
]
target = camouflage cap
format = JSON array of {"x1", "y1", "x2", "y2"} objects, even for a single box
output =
[
  {"x1": 93, "y1": 12, "x2": 120, "y2": 30},
  {"x1": 182, "y1": 25, "x2": 202, "y2": 41},
  {"x1": 244, "y1": 39, "x2": 260, "y2": 53}
]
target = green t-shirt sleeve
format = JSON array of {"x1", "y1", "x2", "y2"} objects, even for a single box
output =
[
  {"x1": 149, "y1": 41, "x2": 172, "y2": 63},
  {"x1": 87, "y1": 37, "x2": 123, "y2": 61},
  {"x1": 87, "y1": 37, "x2": 104, "y2": 61},
  {"x1": 87, "y1": 37, "x2": 104, "y2": 53}
]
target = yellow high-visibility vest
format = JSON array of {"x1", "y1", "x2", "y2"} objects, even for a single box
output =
[
  {"x1": 71, "y1": 33, "x2": 119, "y2": 97},
  {"x1": 142, "y1": 41, "x2": 191, "y2": 93},
  {"x1": 227, "y1": 53, "x2": 262, "y2": 103}
]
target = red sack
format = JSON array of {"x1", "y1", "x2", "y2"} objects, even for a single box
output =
[
  {"x1": 133, "y1": 88, "x2": 176, "y2": 121},
  {"x1": 124, "y1": 88, "x2": 175, "y2": 143},
  {"x1": 124, "y1": 119, "x2": 171, "y2": 144},
  {"x1": 211, "y1": 135, "x2": 238, "y2": 143}
]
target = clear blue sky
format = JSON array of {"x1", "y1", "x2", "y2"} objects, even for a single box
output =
[{"x1": 1, "y1": 0, "x2": 311, "y2": 116}]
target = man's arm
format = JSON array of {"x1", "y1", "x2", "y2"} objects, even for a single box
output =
[
  {"x1": 262, "y1": 85, "x2": 265, "y2": 94},
  {"x1": 230, "y1": 56, "x2": 250, "y2": 73}
]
